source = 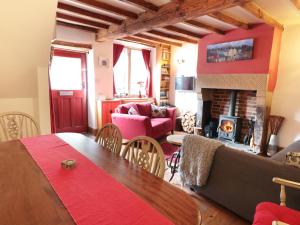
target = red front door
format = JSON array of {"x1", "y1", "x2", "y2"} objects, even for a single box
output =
[{"x1": 49, "y1": 49, "x2": 88, "y2": 133}]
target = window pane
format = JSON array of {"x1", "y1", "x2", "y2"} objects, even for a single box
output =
[
  {"x1": 113, "y1": 48, "x2": 129, "y2": 95},
  {"x1": 130, "y1": 50, "x2": 148, "y2": 95},
  {"x1": 50, "y1": 56, "x2": 82, "y2": 90}
]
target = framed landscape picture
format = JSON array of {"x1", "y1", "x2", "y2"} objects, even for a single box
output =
[{"x1": 207, "y1": 38, "x2": 254, "y2": 63}]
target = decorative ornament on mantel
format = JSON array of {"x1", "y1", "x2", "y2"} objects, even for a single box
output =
[{"x1": 267, "y1": 115, "x2": 285, "y2": 156}]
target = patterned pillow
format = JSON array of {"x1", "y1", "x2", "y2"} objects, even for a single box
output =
[
  {"x1": 128, "y1": 107, "x2": 140, "y2": 115},
  {"x1": 151, "y1": 105, "x2": 167, "y2": 118},
  {"x1": 285, "y1": 152, "x2": 300, "y2": 168}
]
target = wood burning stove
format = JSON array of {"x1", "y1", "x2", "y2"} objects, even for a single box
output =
[{"x1": 218, "y1": 90, "x2": 242, "y2": 142}]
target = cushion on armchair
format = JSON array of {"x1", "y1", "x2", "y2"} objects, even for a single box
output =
[
  {"x1": 136, "y1": 103, "x2": 152, "y2": 117},
  {"x1": 253, "y1": 202, "x2": 300, "y2": 225}
]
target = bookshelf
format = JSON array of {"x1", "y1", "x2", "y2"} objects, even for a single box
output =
[{"x1": 159, "y1": 45, "x2": 171, "y2": 106}]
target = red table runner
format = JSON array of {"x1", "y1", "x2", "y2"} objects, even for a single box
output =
[{"x1": 21, "y1": 135, "x2": 174, "y2": 225}]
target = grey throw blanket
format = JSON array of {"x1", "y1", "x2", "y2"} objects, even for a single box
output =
[{"x1": 180, "y1": 135, "x2": 223, "y2": 186}]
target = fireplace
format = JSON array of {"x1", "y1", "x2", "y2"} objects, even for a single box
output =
[
  {"x1": 196, "y1": 74, "x2": 268, "y2": 153},
  {"x1": 218, "y1": 90, "x2": 242, "y2": 142}
]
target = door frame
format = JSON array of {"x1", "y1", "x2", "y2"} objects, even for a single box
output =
[{"x1": 49, "y1": 48, "x2": 88, "y2": 133}]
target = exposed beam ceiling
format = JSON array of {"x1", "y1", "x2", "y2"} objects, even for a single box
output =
[
  {"x1": 134, "y1": 33, "x2": 182, "y2": 47},
  {"x1": 119, "y1": 36, "x2": 159, "y2": 47},
  {"x1": 208, "y1": 12, "x2": 249, "y2": 29},
  {"x1": 56, "y1": 12, "x2": 109, "y2": 29},
  {"x1": 184, "y1": 20, "x2": 225, "y2": 34},
  {"x1": 57, "y1": 21, "x2": 98, "y2": 33},
  {"x1": 119, "y1": 0, "x2": 159, "y2": 12},
  {"x1": 242, "y1": 2, "x2": 284, "y2": 30},
  {"x1": 57, "y1": 2, "x2": 123, "y2": 25},
  {"x1": 97, "y1": 0, "x2": 251, "y2": 41},
  {"x1": 290, "y1": 0, "x2": 300, "y2": 10},
  {"x1": 164, "y1": 25, "x2": 203, "y2": 39},
  {"x1": 147, "y1": 30, "x2": 198, "y2": 44},
  {"x1": 76, "y1": 0, "x2": 138, "y2": 19}
]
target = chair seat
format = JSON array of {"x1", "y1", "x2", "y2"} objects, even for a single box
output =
[
  {"x1": 160, "y1": 142, "x2": 179, "y2": 158},
  {"x1": 253, "y1": 202, "x2": 300, "y2": 225}
]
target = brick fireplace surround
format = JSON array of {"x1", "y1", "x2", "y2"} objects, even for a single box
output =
[{"x1": 196, "y1": 74, "x2": 268, "y2": 153}]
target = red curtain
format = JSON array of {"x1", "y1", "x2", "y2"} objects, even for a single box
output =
[
  {"x1": 142, "y1": 49, "x2": 152, "y2": 97},
  {"x1": 113, "y1": 44, "x2": 125, "y2": 95}
]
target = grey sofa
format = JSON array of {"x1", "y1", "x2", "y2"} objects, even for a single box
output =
[{"x1": 193, "y1": 140, "x2": 300, "y2": 222}]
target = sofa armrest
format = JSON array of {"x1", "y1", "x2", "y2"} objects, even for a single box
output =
[
  {"x1": 196, "y1": 146, "x2": 300, "y2": 221},
  {"x1": 166, "y1": 107, "x2": 176, "y2": 130},
  {"x1": 111, "y1": 113, "x2": 152, "y2": 139}
]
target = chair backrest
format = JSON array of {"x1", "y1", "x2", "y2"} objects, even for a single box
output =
[
  {"x1": 95, "y1": 123, "x2": 122, "y2": 155},
  {"x1": 122, "y1": 136, "x2": 165, "y2": 178},
  {"x1": 0, "y1": 112, "x2": 40, "y2": 142}
]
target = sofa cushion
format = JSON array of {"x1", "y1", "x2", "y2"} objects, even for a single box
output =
[
  {"x1": 271, "y1": 139, "x2": 300, "y2": 162},
  {"x1": 151, "y1": 118, "x2": 172, "y2": 138},
  {"x1": 116, "y1": 103, "x2": 139, "y2": 114},
  {"x1": 128, "y1": 107, "x2": 140, "y2": 115},
  {"x1": 285, "y1": 152, "x2": 300, "y2": 168},
  {"x1": 151, "y1": 105, "x2": 167, "y2": 118},
  {"x1": 136, "y1": 103, "x2": 152, "y2": 117}
]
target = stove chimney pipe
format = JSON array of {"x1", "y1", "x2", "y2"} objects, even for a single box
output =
[{"x1": 229, "y1": 90, "x2": 237, "y2": 116}]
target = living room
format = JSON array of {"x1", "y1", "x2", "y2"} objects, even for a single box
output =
[{"x1": 1, "y1": 0, "x2": 300, "y2": 225}]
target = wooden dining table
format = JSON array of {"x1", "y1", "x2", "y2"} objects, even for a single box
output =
[{"x1": 0, "y1": 133, "x2": 200, "y2": 225}]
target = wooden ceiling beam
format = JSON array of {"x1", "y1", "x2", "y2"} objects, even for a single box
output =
[
  {"x1": 119, "y1": 36, "x2": 159, "y2": 47},
  {"x1": 56, "y1": 21, "x2": 98, "y2": 33},
  {"x1": 119, "y1": 0, "x2": 159, "y2": 12},
  {"x1": 147, "y1": 30, "x2": 198, "y2": 44},
  {"x1": 97, "y1": 0, "x2": 250, "y2": 40},
  {"x1": 291, "y1": 0, "x2": 300, "y2": 10},
  {"x1": 134, "y1": 34, "x2": 182, "y2": 47},
  {"x1": 164, "y1": 25, "x2": 203, "y2": 39},
  {"x1": 57, "y1": 2, "x2": 123, "y2": 25},
  {"x1": 208, "y1": 12, "x2": 249, "y2": 29},
  {"x1": 56, "y1": 12, "x2": 109, "y2": 29},
  {"x1": 184, "y1": 20, "x2": 225, "y2": 34},
  {"x1": 242, "y1": 2, "x2": 284, "y2": 30},
  {"x1": 52, "y1": 40, "x2": 93, "y2": 49},
  {"x1": 76, "y1": 0, "x2": 138, "y2": 19}
]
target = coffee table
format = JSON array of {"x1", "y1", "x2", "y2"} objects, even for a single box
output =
[{"x1": 166, "y1": 134, "x2": 186, "y2": 146}]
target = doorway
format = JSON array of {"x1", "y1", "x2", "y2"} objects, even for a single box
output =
[{"x1": 49, "y1": 49, "x2": 88, "y2": 133}]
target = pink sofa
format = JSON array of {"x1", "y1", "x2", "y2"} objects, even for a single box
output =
[{"x1": 111, "y1": 102, "x2": 176, "y2": 140}]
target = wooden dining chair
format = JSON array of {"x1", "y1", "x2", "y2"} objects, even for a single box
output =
[
  {"x1": 0, "y1": 112, "x2": 40, "y2": 142},
  {"x1": 122, "y1": 136, "x2": 165, "y2": 178},
  {"x1": 95, "y1": 123, "x2": 122, "y2": 155}
]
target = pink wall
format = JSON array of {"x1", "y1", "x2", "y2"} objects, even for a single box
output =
[{"x1": 197, "y1": 24, "x2": 275, "y2": 75}]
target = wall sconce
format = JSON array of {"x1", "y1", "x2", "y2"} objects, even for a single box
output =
[{"x1": 177, "y1": 58, "x2": 185, "y2": 64}]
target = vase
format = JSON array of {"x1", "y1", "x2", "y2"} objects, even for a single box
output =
[{"x1": 267, "y1": 134, "x2": 278, "y2": 156}]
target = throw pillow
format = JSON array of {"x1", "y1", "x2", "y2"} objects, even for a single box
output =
[
  {"x1": 151, "y1": 104, "x2": 167, "y2": 118},
  {"x1": 285, "y1": 152, "x2": 300, "y2": 168},
  {"x1": 128, "y1": 107, "x2": 140, "y2": 115}
]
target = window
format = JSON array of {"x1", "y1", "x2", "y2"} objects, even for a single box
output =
[
  {"x1": 114, "y1": 48, "x2": 149, "y2": 97},
  {"x1": 50, "y1": 56, "x2": 82, "y2": 90}
]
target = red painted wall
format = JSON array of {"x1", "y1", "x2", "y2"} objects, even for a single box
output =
[{"x1": 197, "y1": 24, "x2": 275, "y2": 75}]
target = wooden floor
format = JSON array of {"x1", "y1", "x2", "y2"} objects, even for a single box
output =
[{"x1": 164, "y1": 169, "x2": 250, "y2": 225}]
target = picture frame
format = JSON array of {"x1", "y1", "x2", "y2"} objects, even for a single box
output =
[{"x1": 207, "y1": 38, "x2": 254, "y2": 63}]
